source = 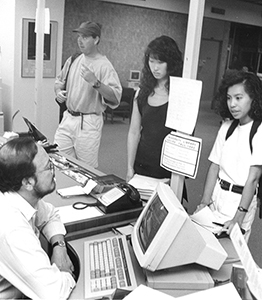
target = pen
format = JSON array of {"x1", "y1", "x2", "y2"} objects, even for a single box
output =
[
  {"x1": 213, "y1": 222, "x2": 246, "y2": 235},
  {"x1": 212, "y1": 221, "x2": 224, "y2": 227}
]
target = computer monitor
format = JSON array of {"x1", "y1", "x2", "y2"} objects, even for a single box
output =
[{"x1": 131, "y1": 182, "x2": 227, "y2": 272}]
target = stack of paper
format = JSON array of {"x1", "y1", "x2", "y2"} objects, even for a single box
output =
[
  {"x1": 56, "y1": 179, "x2": 97, "y2": 198},
  {"x1": 190, "y1": 206, "x2": 229, "y2": 234},
  {"x1": 128, "y1": 174, "x2": 170, "y2": 201}
]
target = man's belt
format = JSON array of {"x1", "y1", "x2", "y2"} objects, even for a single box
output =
[
  {"x1": 67, "y1": 109, "x2": 96, "y2": 129},
  {"x1": 218, "y1": 178, "x2": 244, "y2": 194},
  {"x1": 67, "y1": 109, "x2": 96, "y2": 117}
]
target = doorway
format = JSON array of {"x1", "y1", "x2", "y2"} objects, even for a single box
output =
[{"x1": 197, "y1": 39, "x2": 221, "y2": 105}]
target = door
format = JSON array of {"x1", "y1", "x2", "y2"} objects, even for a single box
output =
[{"x1": 197, "y1": 39, "x2": 221, "y2": 104}]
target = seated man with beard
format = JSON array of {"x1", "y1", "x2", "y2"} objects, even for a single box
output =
[{"x1": 0, "y1": 137, "x2": 76, "y2": 299}]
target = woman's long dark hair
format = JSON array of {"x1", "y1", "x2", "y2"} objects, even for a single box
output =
[
  {"x1": 137, "y1": 35, "x2": 183, "y2": 106},
  {"x1": 214, "y1": 69, "x2": 262, "y2": 120}
]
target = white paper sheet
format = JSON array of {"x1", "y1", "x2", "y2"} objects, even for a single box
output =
[
  {"x1": 166, "y1": 77, "x2": 202, "y2": 134},
  {"x1": 124, "y1": 283, "x2": 241, "y2": 300},
  {"x1": 128, "y1": 174, "x2": 169, "y2": 191},
  {"x1": 128, "y1": 174, "x2": 169, "y2": 200},
  {"x1": 124, "y1": 284, "x2": 175, "y2": 300},
  {"x1": 230, "y1": 224, "x2": 262, "y2": 300},
  {"x1": 190, "y1": 206, "x2": 229, "y2": 233},
  {"x1": 57, "y1": 185, "x2": 86, "y2": 197},
  {"x1": 56, "y1": 179, "x2": 97, "y2": 198},
  {"x1": 57, "y1": 205, "x2": 103, "y2": 224},
  {"x1": 177, "y1": 283, "x2": 241, "y2": 299}
]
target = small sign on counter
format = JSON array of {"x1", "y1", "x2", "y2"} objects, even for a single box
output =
[{"x1": 160, "y1": 132, "x2": 202, "y2": 179}]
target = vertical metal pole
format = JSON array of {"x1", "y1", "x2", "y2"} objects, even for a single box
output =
[
  {"x1": 35, "y1": 0, "x2": 45, "y2": 126},
  {"x1": 170, "y1": 0, "x2": 205, "y2": 200}
]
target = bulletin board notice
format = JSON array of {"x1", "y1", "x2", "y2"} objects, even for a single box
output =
[
  {"x1": 166, "y1": 77, "x2": 202, "y2": 135},
  {"x1": 160, "y1": 132, "x2": 202, "y2": 179}
]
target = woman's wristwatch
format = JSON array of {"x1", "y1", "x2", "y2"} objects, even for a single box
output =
[{"x1": 238, "y1": 206, "x2": 248, "y2": 213}]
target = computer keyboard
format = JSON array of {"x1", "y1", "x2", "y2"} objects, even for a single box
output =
[{"x1": 84, "y1": 234, "x2": 138, "y2": 299}]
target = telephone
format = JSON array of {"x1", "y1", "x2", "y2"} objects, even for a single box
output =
[{"x1": 97, "y1": 183, "x2": 142, "y2": 213}]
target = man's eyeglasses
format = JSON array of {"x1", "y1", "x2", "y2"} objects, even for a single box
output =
[{"x1": 37, "y1": 159, "x2": 55, "y2": 175}]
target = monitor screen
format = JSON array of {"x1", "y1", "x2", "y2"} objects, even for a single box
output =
[
  {"x1": 131, "y1": 182, "x2": 227, "y2": 272},
  {"x1": 129, "y1": 70, "x2": 140, "y2": 81},
  {"x1": 138, "y1": 194, "x2": 167, "y2": 253}
]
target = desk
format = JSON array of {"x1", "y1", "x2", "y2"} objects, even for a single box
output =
[
  {"x1": 45, "y1": 153, "x2": 143, "y2": 241},
  {"x1": 66, "y1": 233, "x2": 240, "y2": 299},
  {"x1": 45, "y1": 153, "x2": 240, "y2": 299}
]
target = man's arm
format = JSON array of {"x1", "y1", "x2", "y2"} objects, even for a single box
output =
[
  {"x1": 54, "y1": 57, "x2": 71, "y2": 103},
  {"x1": 80, "y1": 64, "x2": 121, "y2": 106},
  {"x1": 37, "y1": 201, "x2": 76, "y2": 276},
  {"x1": 50, "y1": 234, "x2": 75, "y2": 277},
  {"x1": 0, "y1": 223, "x2": 75, "y2": 299}
]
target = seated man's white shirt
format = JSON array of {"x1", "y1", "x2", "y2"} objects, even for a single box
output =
[{"x1": 0, "y1": 192, "x2": 76, "y2": 300}]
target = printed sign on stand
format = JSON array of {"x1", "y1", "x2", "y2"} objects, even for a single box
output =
[{"x1": 161, "y1": 132, "x2": 202, "y2": 179}]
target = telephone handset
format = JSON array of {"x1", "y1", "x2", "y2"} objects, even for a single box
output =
[
  {"x1": 117, "y1": 183, "x2": 140, "y2": 203},
  {"x1": 98, "y1": 182, "x2": 142, "y2": 213}
]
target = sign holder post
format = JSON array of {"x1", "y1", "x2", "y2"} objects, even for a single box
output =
[{"x1": 170, "y1": 0, "x2": 206, "y2": 200}]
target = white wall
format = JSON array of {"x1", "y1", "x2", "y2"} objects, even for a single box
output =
[
  {"x1": 205, "y1": 0, "x2": 262, "y2": 26},
  {"x1": 101, "y1": 0, "x2": 262, "y2": 27},
  {"x1": 0, "y1": 0, "x2": 64, "y2": 141},
  {"x1": 0, "y1": 0, "x2": 15, "y2": 130}
]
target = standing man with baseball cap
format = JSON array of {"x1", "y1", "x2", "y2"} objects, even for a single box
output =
[{"x1": 54, "y1": 21, "x2": 122, "y2": 168}]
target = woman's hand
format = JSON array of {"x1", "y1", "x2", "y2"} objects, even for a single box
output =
[
  {"x1": 217, "y1": 218, "x2": 240, "y2": 237},
  {"x1": 194, "y1": 203, "x2": 207, "y2": 214}
]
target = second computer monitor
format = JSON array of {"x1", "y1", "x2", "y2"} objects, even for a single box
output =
[{"x1": 131, "y1": 182, "x2": 227, "y2": 272}]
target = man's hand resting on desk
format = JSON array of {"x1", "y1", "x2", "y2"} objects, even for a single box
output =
[{"x1": 51, "y1": 247, "x2": 75, "y2": 279}]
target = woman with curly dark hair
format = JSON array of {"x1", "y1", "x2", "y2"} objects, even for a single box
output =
[
  {"x1": 126, "y1": 35, "x2": 183, "y2": 182},
  {"x1": 195, "y1": 70, "x2": 262, "y2": 241}
]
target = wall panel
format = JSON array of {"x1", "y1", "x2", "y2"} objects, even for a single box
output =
[{"x1": 63, "y1": 0, "x2": 188, "y2": 86}]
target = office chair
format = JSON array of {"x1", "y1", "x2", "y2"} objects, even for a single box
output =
[{"x1": 105, "y1": 87, "x2": 135, "y2": 123}]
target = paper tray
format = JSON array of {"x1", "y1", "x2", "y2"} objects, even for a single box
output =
[{"x1": 146, "y1": 264, "x2": 214, "y2": 297}]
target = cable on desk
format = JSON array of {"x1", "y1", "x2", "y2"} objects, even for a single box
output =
[{"x1": 72, "y1": 201, "x2": 99, "y2": 210}]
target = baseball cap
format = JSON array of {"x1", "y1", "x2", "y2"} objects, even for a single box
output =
[{"x1": 73, "y1": 21, "x2": 101, "y2": 37}]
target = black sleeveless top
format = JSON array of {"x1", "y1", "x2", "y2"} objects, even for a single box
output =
[{"x1": 135, "y1": 99, "x2": 172, "y2": 178}]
